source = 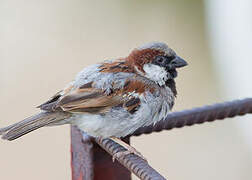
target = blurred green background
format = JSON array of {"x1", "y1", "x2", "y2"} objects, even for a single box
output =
[{"x1": 0, "y1": 0, "x2": 251, "y2": 179}]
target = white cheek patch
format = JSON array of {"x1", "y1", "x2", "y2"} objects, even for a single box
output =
[{"x1": 143, "y1": 63, "x2": 169, "y2": 86}]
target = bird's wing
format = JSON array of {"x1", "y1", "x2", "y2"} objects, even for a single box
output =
[
  {"x1": 37, "y1": 83, "x2": 74, "y2": 111},
  {"x1": 38, "y1": 79, "x2": 150, "y2": 114},
  {"x1": 55, "y1": 85, "x2": 124, "y2": 113}
]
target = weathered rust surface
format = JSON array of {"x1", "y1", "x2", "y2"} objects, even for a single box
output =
[
  {"x1": 71, "y1": 126, "x2": 94, "y2": 180},
  {"x1": 71, "y1": 126, "x2": 131, "y2": 180},
  {"x1": 95, "y1": 138, "x2": 166, "y2": 180},
  {"x1": 93, "y1": 138, "x2": 131, "y2": 180}
]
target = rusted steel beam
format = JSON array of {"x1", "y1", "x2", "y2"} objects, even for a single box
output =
[
  {"x1": 132, "y1": 98, "x2": 252, "y2": 136},
  {"x1": 71, "y1": 126, "x2": 131, "y2": 180}
]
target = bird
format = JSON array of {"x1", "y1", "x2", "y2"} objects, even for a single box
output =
[{"x1": 0, "y1": 42, "x2": 187, "y2": 160}]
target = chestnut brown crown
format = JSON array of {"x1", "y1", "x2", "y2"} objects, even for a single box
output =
[{"x1": 127, "y1": 42, "x2": 188, "y2": 76}]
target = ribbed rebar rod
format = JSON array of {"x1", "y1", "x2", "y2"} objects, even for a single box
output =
[
  {"x1": 132, "y1": 98, "x2": 252, "y2": 136},
  {"x1": 95, "y1": 138, "x2": 166, "y2": 180}
]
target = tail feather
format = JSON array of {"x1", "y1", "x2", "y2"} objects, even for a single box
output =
[
  {"x1": 0, "y1": 112, "x2": 71, "y2": 141},
  {"x1": 0, "y1": 113, "x2": 46, "y2": 135}
]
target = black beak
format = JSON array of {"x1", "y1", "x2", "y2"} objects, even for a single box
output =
[{"x1": 171, "y1": 56, "x2": 188, "y2": 68}]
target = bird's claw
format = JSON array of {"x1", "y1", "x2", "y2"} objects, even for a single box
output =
[{"x1": 112, "y1": 146, "x2": 148, "y2": 162}]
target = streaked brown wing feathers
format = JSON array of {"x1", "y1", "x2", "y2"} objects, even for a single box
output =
[
  {"x1": 38, "y1": 79, "x2": 151, "y2": 114},
  {"x1": 124, "y1": 97, "x2": 141, "y2": 114},
  {"x1": 58, "y1": 89, "x2": 123, "y2": 113},
  {"x1": 38, "y1": 84, "x2": 74, "y2": 111}
]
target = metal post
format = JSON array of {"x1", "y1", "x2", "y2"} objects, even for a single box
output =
[{"x1": 71, "y1": 126, "x2": 131, "y2": 180}]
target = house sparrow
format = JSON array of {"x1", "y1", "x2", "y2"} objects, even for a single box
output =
[{"x1": 0, "y1": 42, "x2": 187, "y2": 160}]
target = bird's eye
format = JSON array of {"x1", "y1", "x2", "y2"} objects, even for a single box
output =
[
  {"x1": 155, "y1": 56, "x2": 165, "y2": 64},
  {"x1": 154, "y1": 55, "x2": 175, "y2": 66},
  {"x1": 157, "y1": 57, "x2": 165, "y2": 63}
]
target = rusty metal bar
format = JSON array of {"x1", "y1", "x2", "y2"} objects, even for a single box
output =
[
  {"x1": 132, "y1": 98, "x2": 252, "y2": 136},
  {"x1": 71, "y1": 126, "x2": 131, "y2": 180},
  {"x1": 95, "y1": 138, "x2": 166, "y2": 180}
]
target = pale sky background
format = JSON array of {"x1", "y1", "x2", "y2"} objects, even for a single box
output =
[{"x1": 0, "y1": 0, "x2": 251, "y2": 180}]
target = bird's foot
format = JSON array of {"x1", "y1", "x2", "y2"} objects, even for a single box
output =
[{"x1": 112, "y1": 146, "x2": 147, "y2": 162}]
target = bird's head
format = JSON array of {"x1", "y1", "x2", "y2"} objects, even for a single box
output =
[{"x1": 127, "y1": 42, "x2": 188, "y2": 86}]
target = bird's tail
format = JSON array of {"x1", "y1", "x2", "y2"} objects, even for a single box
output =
[{"x1": 0, "y1": 111, "x2": 71, "y2": 141}]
